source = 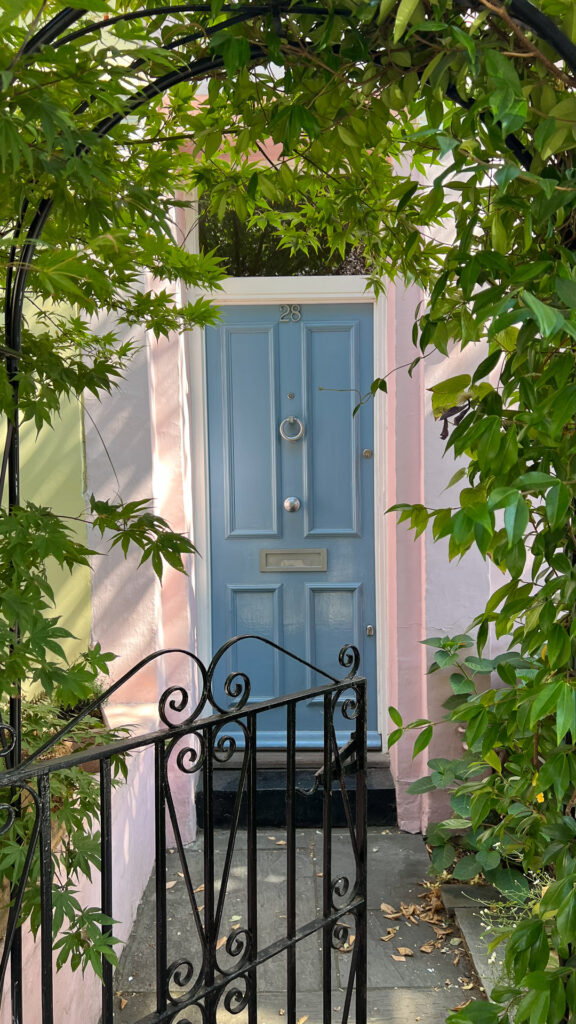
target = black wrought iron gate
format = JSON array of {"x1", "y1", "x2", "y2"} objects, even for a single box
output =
[{"x1": 0, "y1": 635, "x2": 367, "y2": 1024}]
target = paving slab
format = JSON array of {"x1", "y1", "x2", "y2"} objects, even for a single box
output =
[{"x1": 112, "y1": 829, "x2": 485, "y2": 1024}]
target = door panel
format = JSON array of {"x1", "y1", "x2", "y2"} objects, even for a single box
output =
[
  {"x1": 206, "y1": 303, "x2": 379, "y2": 747},
  {"x1": 222, "y1": 325, "x2": 279, "y2": 537},
  {"x1": 304, "y1": 322, "x2": 359, "y2": 536}
]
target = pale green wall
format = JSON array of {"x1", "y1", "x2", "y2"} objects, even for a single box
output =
[{"x1": 20, "y1": 398, "x2": 91, "y2": 661}]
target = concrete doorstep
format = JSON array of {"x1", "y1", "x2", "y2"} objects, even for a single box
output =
[{"x1": 111, "y1": 830, "x2": 488, "y2": 1024}]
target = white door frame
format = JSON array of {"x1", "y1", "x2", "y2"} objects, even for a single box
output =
[{"x1": 186, "y1": 275, "x2": 388, "y2": 744}]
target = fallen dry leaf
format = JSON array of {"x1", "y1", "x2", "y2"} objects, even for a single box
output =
[
  {"x1": 119, "y1": 997, "x2": 127, "y2": 1011},
  {"x1": 198, "y1": 905, "x2": 205, "y2": 913},
  {"x1": 397, "y1": 947, "x2": 414, "y2": 957},
  {"x1": 276, "y1": 840, "x2": 287, "y2": 846},
  {"x1": 194, "y1": 884, "x2": 205, "y2": 893},
  {"x1": 178, "y1": 872, "x2": 184, "y2": 878},
  {"x1": 401, "y1": 903, "x2": 419, "y2": 918},
  {"x1": 451, "y1": 1000, "x2": 472, "y2": 1012},
  {"x1": 380, "y1": 928, "x2": 398, "y2": 942},
  {"x1": 279, "y1": 1011, "x2": 285, "y2": 1017},
  {"x1": 420, "y1": 941, "x2": 436, "y2": 954},
  {"x1": 420, "y1": 911, "x2": 441, "y2": 924},
  {"x1": 297, "y1": 1016, "x2": 308, "y2": 1024},
  {"x1": 380, "y1": 902, "x2": 397, "y2": 916},
  {"x1": 380, "y1": 902, "x2": 402, "y2": 920},
  {"x1": 166, "y1": 881, "x2": 177, "y2": 889},
  {"x1": 216, "y1": 937, "x2": 227, "y2": 950},
  {"x1": 391, "y1": 954, "x2": 406, "y2": 962},
  {"x1": 433, "y1": 926, "x2": 452, "y2": 938}
]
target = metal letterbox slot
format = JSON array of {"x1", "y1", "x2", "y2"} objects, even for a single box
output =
[{"x1": 259, "y1": 549, "x2": 327, "y2": 572}]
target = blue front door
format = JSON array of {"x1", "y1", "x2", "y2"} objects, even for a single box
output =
[{"x1": 206, "y1": 303, "x2": 379, "y2": 747}]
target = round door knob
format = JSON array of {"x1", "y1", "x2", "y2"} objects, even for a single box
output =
[{"x1": 283, "y1": 496, "x2": 301, "y2": 512}]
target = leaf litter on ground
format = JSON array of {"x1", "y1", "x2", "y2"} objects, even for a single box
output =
[{"x1": 379, "y1": 882, "x2": 481, "y2": 993}]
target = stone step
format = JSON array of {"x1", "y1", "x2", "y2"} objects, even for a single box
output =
[{"x1": 196, "y1": 767, "x2": 396, "y2": 827}]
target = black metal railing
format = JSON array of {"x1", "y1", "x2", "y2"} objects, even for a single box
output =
[{"x1": 0, "y1": 635, "x2": 367, "y2": 1024}]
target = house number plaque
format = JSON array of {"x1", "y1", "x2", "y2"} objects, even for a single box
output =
[{"x1": 279, "y1": 304, "x2": 301, "y2": 322}]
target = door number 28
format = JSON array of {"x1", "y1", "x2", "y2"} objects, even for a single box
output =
[{"x1": 279, "y1": 304, "x2": 301, "y2": 322}]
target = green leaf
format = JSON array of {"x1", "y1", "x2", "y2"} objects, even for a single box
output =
[
  {"x1": 389, "y1": 705, "x2": 403, "y2": 728},
  {"x1": 549, "y1": 385, "x2": 576, "y2": 437},
  {"x1": 430, "y1": 842, "x2": 456, "y2": 872},
  {"x1": 556, "y1": 685, "x2": 576, "y2": 744},
  {"x1": 476, "y1": 847, "x2": 501, "y2": 872},
  {"x1": 555, "y1": 276, "x2": 576, "y2": 308},
  {"x1": 545, "y1": 483, "x2": 571, "y2": 530},
  {"x1": 407, "y1": 775, "x2": 437, "y2": 794},
  {"x1": 470, "y1": 791, "x2": 494, "y2": 828},
  {"x1": 515, "y1": 988, "x2": 550, "y2": 1024},
  {"x1": 387, "y1": 728, "x2": 403, "y2": 749},
  {"x1": 463, "y1": 656, "x2": 494, "y2": 674},
  {"x1": 513, "y1": 472, "x2": 556, "y2": 491},
  {"x1": 452, "y1": 855, "x2": 481, "y2": 881},
  {"x1": 529, "y1": 681, "x2": 563, "y2": 729},
  {"x1": 413, "y1": 724, "x2": 433, "y2": 757},
  {"x1": 447, "y1": 1000, "x2": 499, "y2": 1024},
  {"x1": 504, "y1": 495, "x2": 529, "y2": 548},
  {"x1": 521, "y1": 291, "x2": 565, "y2": 337},
  {"x1": 393, "y1": 0, "x2": 421, "y2": 41},
  {"x1": 484, "y1": 749, "x2": 502, "y2": 774},
  {"x1": 429, "y1": 374, "x2": 471, "y2": 418},
  {"x1": 547, "y1": 624, "x2": 571, "y2": 670},
  {"x1": 490, "y1": 868, "x2": 531, "y2": 902},
  {"x1": 450, "y1": 673, "x2": 475, "y2": 695},
  {"x1": 378, "y1": 0, "x2": 397, "y2": 23}
]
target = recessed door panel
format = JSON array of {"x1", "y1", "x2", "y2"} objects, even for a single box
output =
[
  {"x1": 304, "y1": 323, "x2": 359, "y2": 536},
  {"x1": 222, "y1": 326, "x2": 279, "y2": 537},
  {"x1": 206, "y1": 303, "x2": 379, "y2": 747}
]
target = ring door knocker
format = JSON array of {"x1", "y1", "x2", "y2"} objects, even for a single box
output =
[{"x1": 279, "y1": 416, "x2": 305, "y2": 442}]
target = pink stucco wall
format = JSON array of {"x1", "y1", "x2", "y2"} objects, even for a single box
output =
[{"x1": 384, "y1": 279, "x2": 495, "y2": 831}]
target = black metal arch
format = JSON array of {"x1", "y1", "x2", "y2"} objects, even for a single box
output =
[{"x1": 3, "y1": 0, "x2": 576, "y2": 769}]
